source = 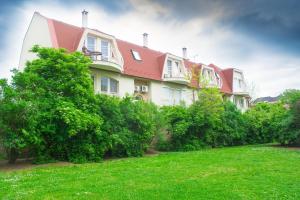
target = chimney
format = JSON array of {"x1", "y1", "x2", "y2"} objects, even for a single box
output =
[
  {"x1": 82, "y1": 10, "x2": 88, "y2": 28},
  {"x1": 182, "y1": 47, "x2": 187, "y2": 59},
  {"x1": 143, "y1": 33, "x2": 148, "y2": 48}
]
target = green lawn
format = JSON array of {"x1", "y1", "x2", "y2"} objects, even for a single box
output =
[{"x1": 0, "y1": 145, "x2": 299, "y2": 199}]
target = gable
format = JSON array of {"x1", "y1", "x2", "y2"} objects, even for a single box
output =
[{"x1": 49, "y1": 19, "x2": 84, "y2": 52}]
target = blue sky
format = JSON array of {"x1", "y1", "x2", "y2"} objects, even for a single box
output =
[{"x1": 0, "y1": 0, "x2": 299, "y2": 98}]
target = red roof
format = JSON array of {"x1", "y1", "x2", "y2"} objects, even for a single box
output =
[
  {"x1": 209, "y1": 64, "x2": 232, "y2": 94},
  {"x1": 48, "y1": 19, "x2": 84, "y2": 52},
  {"x1": 222, "y1": 68, "x2": 234, "y2": 93},
  {"x1": 116, "y1": 39, "x2": 165, "y2": 81},
  {"x1": 46, "y1": 16, "x2": 234, "y2": 94}
]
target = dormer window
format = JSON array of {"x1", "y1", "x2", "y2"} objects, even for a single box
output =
[
  {"x1": 165, "y1": 59, "x2": 184, "y2": 78},
  {"x1": 87, "y1": 36, "x2": 96, "y2": 51},
  {"x1": 162, "y1": 54, "x2": 188, "y2": 84},
  {"x1": 101, "y1": 40, "x2": 109, "y2": 61},
  {"x1": 233, "y1": 70, "x2": 247, "y2": 93},
  {"x1": 203, "y1": 68, "x2": 214, "y2": 84},
  {"x1": 85, "y1": 35, "x2": 112, "y2": 61},
  {"x1": 201, "y1": 66, "x2": 223, "y2": 88},
  {"x1": 238, "y1": 79, "x2": 243, "y2": 88},
  {"x1": 215, "y1": 72, "x2": 222, "y2": 87},
  {"x1": 167, "y1": 60, "x2": 172, "y2": 75},
  {"x1": 132, "y1": 50, "x2": 142, "y2": 61}
]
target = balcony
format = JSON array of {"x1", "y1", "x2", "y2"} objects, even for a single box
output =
[
  {"x1": 82, "y1": 47, "x2": 122, "y2": 73},
  {"x1": 163, "y1": 73, "x2": 190, "y2": 85},
  {"x1": 233, "y1": 82, "x2": 249, "y2": 95}
]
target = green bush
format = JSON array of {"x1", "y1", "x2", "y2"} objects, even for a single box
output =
[
  {"x1": 244, "y1": 102, "x2": 287, "y2": 144},
  {"x1": 160, "y1": 105, "x2": 191, "y2": 150},
  {"x1": 160, "y1": 88, "x2": 246, "y2": 150},
  {"x1": 214, "y1": 101, "x2": 247, "y2": 146},
  {"x1": 97, "y1": 95, "x2": 161, "y2": 157},
  {"x1": 0, "y1": 46, "x2": 106, "y2": 163},
  {"x1": 0, "y1": 79, "x2": 39, "y2": 163},
  {"x1": 2, "y1": 45, "x2": 299, "y2": 164},
  {"x1": 277, "y1": 89, "x2": 300, "y2": 145}
]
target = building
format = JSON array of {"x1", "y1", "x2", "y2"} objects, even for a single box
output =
[
  {"x1": 19, "y1": 11, "x2": 250, "y2": 111},
  {"x1": 254, "y1": 96, "x2": 280, "y2": 104}
]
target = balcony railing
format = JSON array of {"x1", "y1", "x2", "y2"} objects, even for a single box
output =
[
  {"x1": 164, "y1": 73, "x2": 189, "y2": 84},
  {"x1": 164, "y1": 74, "x2": 186, "y2": 79},
  {"x1": 82, "y1": 46, "x2": 122, "y2": 72}
]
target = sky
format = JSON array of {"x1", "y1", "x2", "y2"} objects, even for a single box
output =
[{"x1": 0, "y1": 0, "x2": 299, "y2": 98}]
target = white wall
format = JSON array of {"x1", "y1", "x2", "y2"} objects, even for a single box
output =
[
  {"x1": 19, "y1": 13, "x2": 53, "y2": 70},
  {"x1": 150, "y1": 81, "x2": 194, "y2": 106}
]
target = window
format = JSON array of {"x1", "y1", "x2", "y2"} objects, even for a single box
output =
[
  {"x1": 239, "y1": 98, "x2": 244, "y2": 107},
  {"x1": 101, "y1": 40, "x2": 109, "y2": 61},
  {"x1": 238, "y1": 79, "x2": 243, "y2": 88},
  {"x1": 91, "y1": 75, "x2": 95, "y2": 89},
  {"x1": 100, "y1": 77, "x2": 119, "y2": 94},
  {"x1": 131, "y1": 50, "x2": 142, "y2": 61},
  {"x1": 101, "y1": 77, "x2": 109, "y2": 92},
  {"x1": 173, "y1": 90, "x2": 182, "y2": 104},
  {"x1": 110, "y1": 78, "x2": 118, "y2": 93},
  {"x1": 163, "y1": 87, "x2": 182, "y2": 105},
  {"x1": 175, "y1": 61, "x2": 180, "y2": 72},
  {"x1": 215, "y1": 72, "x2": 222, "y2": 87},
  {"x1": 203, "y1": 68, "x2": 214, "y2": 83},
  {"x1": 87, "y1": 36, "x2": 96, "y2": 51},
  {"x1": 167, "y1": 60, "x2": 172, "y2": 76}
]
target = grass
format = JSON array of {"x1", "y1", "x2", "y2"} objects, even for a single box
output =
[{"x1": 0, "y1": 145, "x2": 299, "y2": 199}]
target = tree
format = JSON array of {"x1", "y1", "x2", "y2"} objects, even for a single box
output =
[
  {"x1": 0, "y1": 79, "x2": 39, "y2": 163},
  {"x1": 280, "y1": 89, "x2": 300, "y2": 105},
  {"x1": 217, "y1": 101, "x2": 247, "y2": 146},
  {"x1": 2, "y1": 46, "x2": 105, "y2": 163},
  {"x1": 244, "y1": 102, "x2": 287, "y2": 144},
  {"x1": 190, "y1": 87, "x2": 224, "y2": 147},
  {"x1": 277, "y1": 89, "x2": 300, "y2": 145}
]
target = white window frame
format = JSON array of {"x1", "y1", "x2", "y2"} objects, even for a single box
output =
[
  {"x1": 131, "y1": 50, "x2": 142, "y2": 61},
  {"x1": 100, "y1": 76, "x2": 119, "y2": 95},
  {"x1": 100, "y1": 40, "x2": 110, "y2": 61},
  {"x1": 87, "y1": 36, "x2": 96, "y2": 51},
  {"x1": 162, "y1": 86, "x2": 182, "y2": 105},
  {"x1": 167, "y1": 60, "x2": 172, "y2": 76}
]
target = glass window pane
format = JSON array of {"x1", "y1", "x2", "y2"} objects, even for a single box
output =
[
  {"x1": 87, "y1": 36, "x2": 96, "y2": 51},
  {"x1": 110, "y1": 78, "x2": 118, "y2": 93},
  {"x1": 101, "y1": 77, "x2": 108, "y2": 92},
  {"x1": 174, "y1": 90, "x2": 182, "y2": 105},
  {"x1": 132, "y1": 50, "x2": 141, "y2": 60},
  {"x1": 167, "y1": 60, "x2": 172, "y2": 75},
  {"x1": 101, "y1": 40, "x2": 109, "y2": 61},
  {"x1": 91, "y1": 75, "x2": 95, "y2": 89}
]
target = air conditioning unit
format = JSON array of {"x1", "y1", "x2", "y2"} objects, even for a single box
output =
[
  {"x1": 134, "y1": 85, "x2": 140, "y2": 92},
  {"x1": 141, "y1": 85, "x2": 148, "y2": 93}
]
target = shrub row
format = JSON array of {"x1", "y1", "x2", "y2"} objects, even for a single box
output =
[
  {"x1": 0, "y1": 46, "x2": 299, "y2": 163},
  {"x1": 0, "y1": 46, "x2": 161, "y2": 163},
  {"x1": 157, "y1": 89, "x2": 300, "y2": 151}
]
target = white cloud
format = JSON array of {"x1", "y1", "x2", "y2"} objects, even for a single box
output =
[{"x1": 0, "y1": 0, "x2": 299, "y2": 97}]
